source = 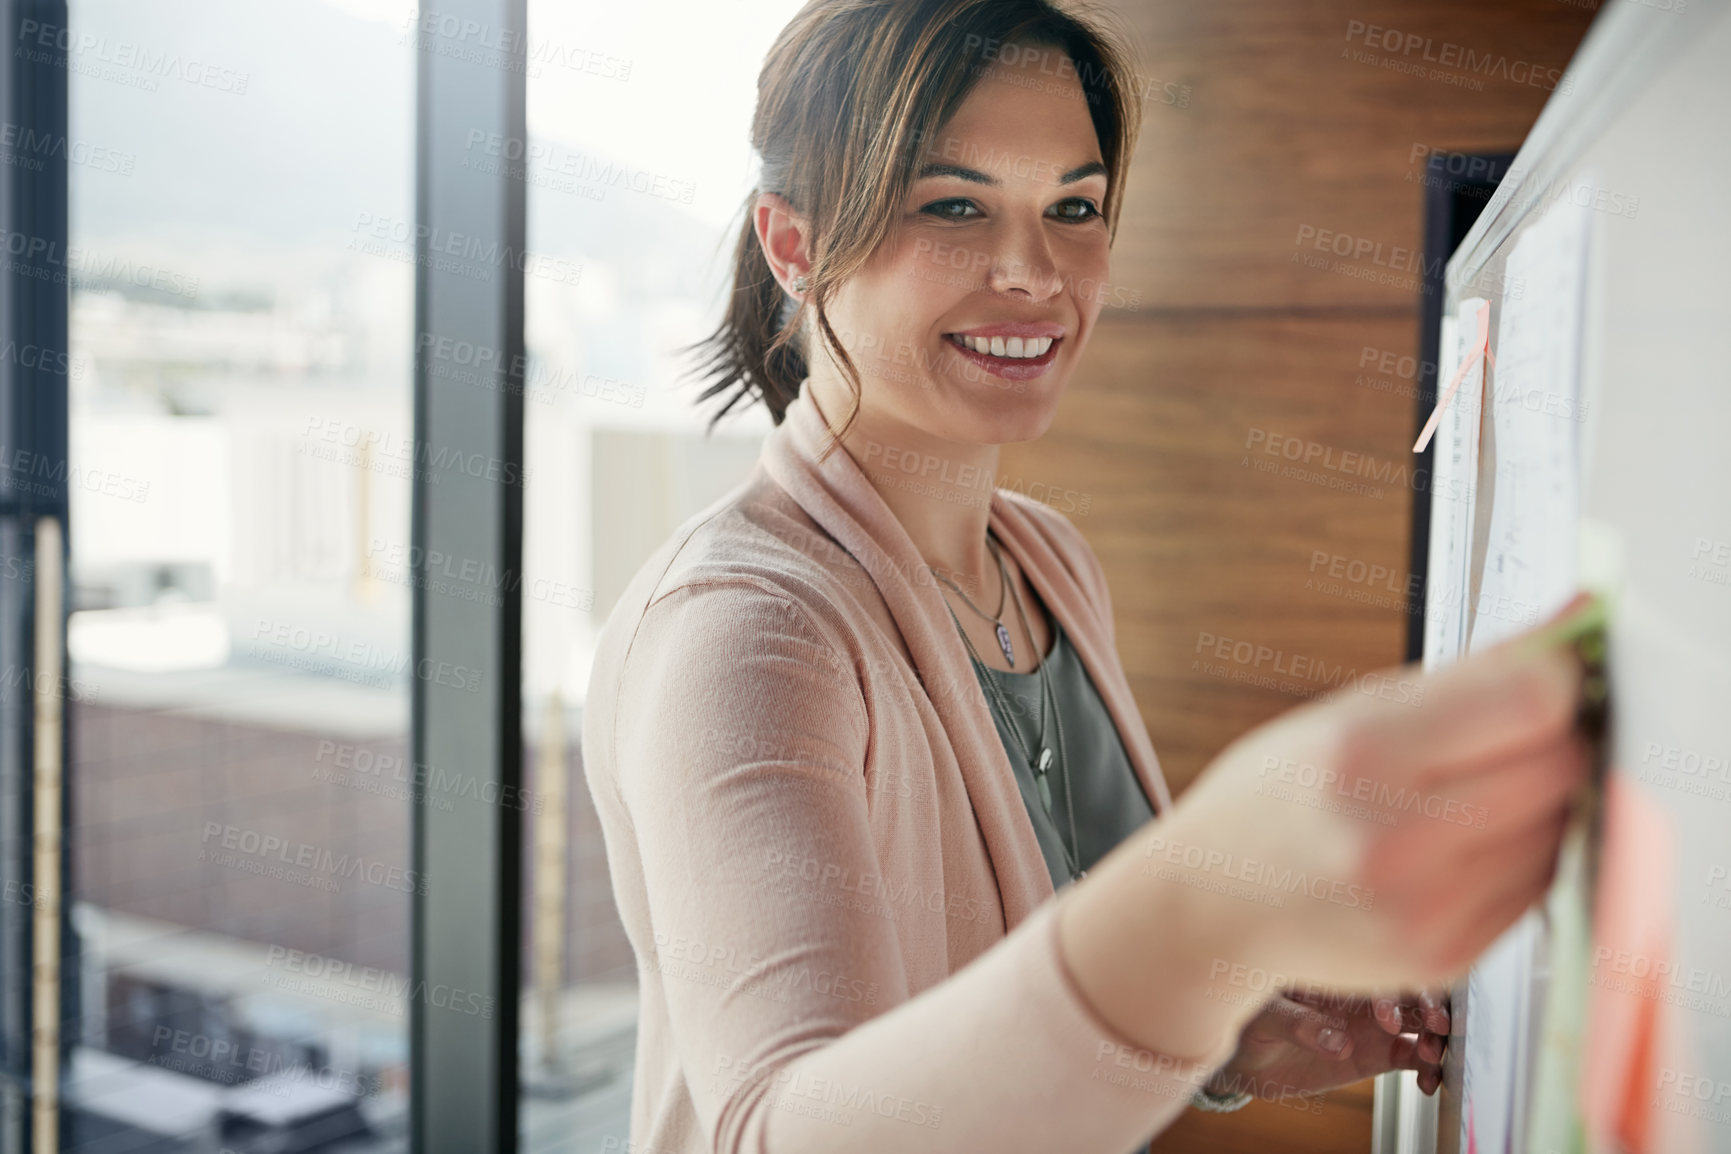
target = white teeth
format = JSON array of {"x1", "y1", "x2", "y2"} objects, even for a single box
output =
[{"x1": 952, "y1": 334, "x2": 1056, "y2": 358}]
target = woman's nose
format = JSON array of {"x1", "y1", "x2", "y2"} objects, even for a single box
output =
[{"x1": 984, "y1": 222, "x2": 1063, "y2": 300}]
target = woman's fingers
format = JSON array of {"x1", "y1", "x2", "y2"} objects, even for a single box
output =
[
  {"x1": 1415, "y1": 820, "x2": 1565, "y2": 979},
  {"x1": 1417, "y1": 1054, "x2": 1444, "y2": 1095},
  {"x1": 1361, "y1": 990, "x2": 1451, "y2": 1072},
  {"x1": 1357, "y1": 1008, "x2": 1446, "y2": 1087},
  {"x1": 1267, "y1": 991, "x2": 1451, "y2": 1076},
  {"x1": 1410, "y1": 729, "x2": 1591, "y2": 839},
  {"x1": 1255, "y1": 995, "x2": 1357, "y2": 1060},
  {"x1": 1344, "y1": 642, "x2": 1583, "y2": 787},
  {"x1": 1358, "y1": 801, "x2": 1566, "y2": 985},
  {"x1": 1417, "y1": 718, "x2": 1589, "y2": 811},
  {"x1": 1372, "y1": 996, "x2": 1402, "y2": 1034},
  {"x1": 1418, "y1": 988, "x2": 1451, "y2": 1036},
  {"x1": 1368, "y1": 991, "x2": 1440, "y2": 1035},
  {"x1": 1366, "y1": 736, "x2": 1586, "y2": 897},
  {"x1": 1334, "y1": 1006, "x2": 1444, "y2": 1086}
]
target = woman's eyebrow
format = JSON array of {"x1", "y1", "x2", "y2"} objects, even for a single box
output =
[
  {"x1": 1057, "y1": 160, "x2": 1108, "y2": 184},
  {"x1": 914, "y1": 159, "x2": 1108, "y2": 185}
]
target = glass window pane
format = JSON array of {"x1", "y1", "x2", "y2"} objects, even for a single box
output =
[{"x1": 64, "y1": 2, "x2": 414, "y2": 1148}]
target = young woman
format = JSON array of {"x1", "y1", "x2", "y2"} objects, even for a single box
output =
[{"x1": 581, "y1": 2, "x2": 1589, "y2": 1151}]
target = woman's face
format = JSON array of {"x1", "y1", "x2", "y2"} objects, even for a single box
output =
[{"x1": 819, "y1": 45, "x2": 1115, "y2": 446}]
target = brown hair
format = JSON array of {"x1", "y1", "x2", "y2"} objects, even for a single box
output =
[{"x1": 689, "y1": 0, "x2": 1143, "y2": 457}]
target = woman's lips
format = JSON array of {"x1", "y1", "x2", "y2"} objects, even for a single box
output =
[{"x1": 942, "y1": 332, "x2": 1062, "y2": 381}]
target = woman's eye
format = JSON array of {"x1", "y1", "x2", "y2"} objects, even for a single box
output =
[
  {"x1": 920, "y1": 198, "x2": 980, "y2": 220},
  {"x1": 1049, "y1": 198, "x2": 1101, "y2": 222}
]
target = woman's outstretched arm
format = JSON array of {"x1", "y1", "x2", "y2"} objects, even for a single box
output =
[
  {"x1": 605, "y1": 578, "x2": 1588, "y2": 1153},
  {"x1": 606, "y1": 578, "x2": 1238, "y2": 1154}
]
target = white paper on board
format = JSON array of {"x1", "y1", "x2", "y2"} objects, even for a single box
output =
[
  {"x1": 1469, "y1": 193, "x2": 1592, "y2": 653},
  {"x1": 1455, "y1": 187, "x2": 1594, "y2": 1154},
  {"x1": 1423, "y1": 297, "x2": 1489, "y2": 673},
  {"x1": 1461, "y1": 911, "x2": 1542, "y2": 1154}
]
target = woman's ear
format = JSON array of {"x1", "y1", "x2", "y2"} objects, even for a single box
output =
[{"x1": 753, "y1": 192, "x2": 813, "y2": 296}]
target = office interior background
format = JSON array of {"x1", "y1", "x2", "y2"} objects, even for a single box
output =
[{"x1": 0, "y1": 0, "x2": 1603, "y2": 1150}]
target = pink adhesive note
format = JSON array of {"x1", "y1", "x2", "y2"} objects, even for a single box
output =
[
  {"x1": 1581, "y1": 771, "x2": 1674, "y2": 1154},
  {"x1": 1413, "y1": 300, "x2": 1494, "y2": 454}
]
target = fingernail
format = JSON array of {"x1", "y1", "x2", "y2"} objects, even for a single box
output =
[{"x1": 1319, "y1": 1028, "x2": 1347, "y2": 1054}]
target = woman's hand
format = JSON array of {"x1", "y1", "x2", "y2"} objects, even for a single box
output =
[
  {"x1": 1206, "y1": 988, "x2": 1450, "y2": 1100},
  {"x1": 1170, "y1": 595, "x2": 1592, "y2": 994},
  {"x1": 1057, "y1": 594, "x2": 1593, "y2": 1066}
]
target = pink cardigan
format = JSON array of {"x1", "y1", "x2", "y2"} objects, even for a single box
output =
[{"x1": 582, "y1": 384, "x2": 1236, "y2": 1153}]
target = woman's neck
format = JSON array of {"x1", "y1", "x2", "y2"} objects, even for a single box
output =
[{"x1": 805, "y1": 375, "x2": 1001, "y2": 600}]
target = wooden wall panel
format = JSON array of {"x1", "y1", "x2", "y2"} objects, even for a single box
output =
[
  {"x1": 1111, "y1": 0, "x2": 1596, "y2": 308},
  {"x1": 994, "y1": 2, "x2": 1597, "y2": 1149},
  {"x1": 1153, "y1": 1081, "x2": 1379, "y2": 1154}
]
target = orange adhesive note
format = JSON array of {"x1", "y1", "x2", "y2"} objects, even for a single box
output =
[{"x1": 1581, "y1": 772, "x2": 1681, "y2": 1154}]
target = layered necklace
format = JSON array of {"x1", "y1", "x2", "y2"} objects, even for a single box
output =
[{"x1": 929, "y1": 531, "x2": 1083, "y2": 883}]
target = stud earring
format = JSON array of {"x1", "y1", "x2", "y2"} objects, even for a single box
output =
[{"x1": 791, "y1": 274, "x2": 808, "y2": 293}]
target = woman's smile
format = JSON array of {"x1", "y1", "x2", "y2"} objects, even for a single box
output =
[{"x1": 942, "y1": 322, "x2": 1066, "y2": 381}]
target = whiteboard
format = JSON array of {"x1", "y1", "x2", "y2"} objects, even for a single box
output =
[{"x1": 1409, "y1": 1, "x2": 1731, "y2": 1151}]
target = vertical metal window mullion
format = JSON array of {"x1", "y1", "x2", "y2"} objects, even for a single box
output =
[
  {"x1": 0, "y1": 0, "x2": 72, "y2": 1149},
  {"x1": 408, "y1": 0, "x2": 527, "y2": 1150}
]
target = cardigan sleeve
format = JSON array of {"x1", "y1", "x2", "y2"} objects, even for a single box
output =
[{"x1": 609, "y1": 577, "x2": 1232, "y2": 1154}]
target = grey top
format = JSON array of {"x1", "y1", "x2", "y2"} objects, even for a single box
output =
[{"x1": 971, "y1": 616, "x2": 1156, "y2": 891}]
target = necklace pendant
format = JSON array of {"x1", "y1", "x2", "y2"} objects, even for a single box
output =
[
  {"x1": 996, "y1": 622, "x2": 1015, "y2": 666},
  {"x1": 1035, "y1": 770, "x2": 1053, "y2": 812},
  {"x1": 1036, "y1": 747, "x2": 1054, "y2": 773}
]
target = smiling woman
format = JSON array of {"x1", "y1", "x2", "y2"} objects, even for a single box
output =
[
  {"x1": 581, "y1": 3, "x2": 1591, "y2": 1154},
  {"x1": 691, "y1": 0, "x2": 1139, "y2": 449}
]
